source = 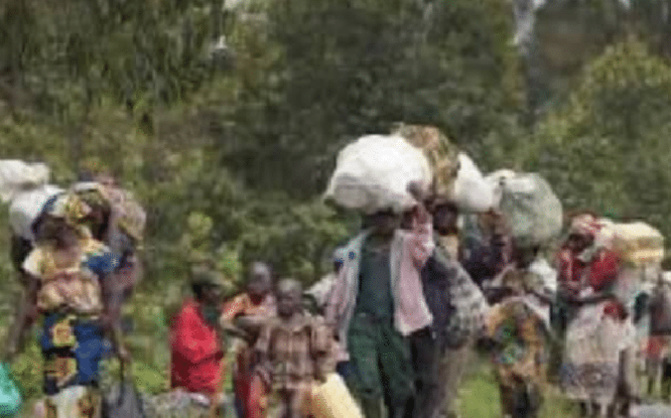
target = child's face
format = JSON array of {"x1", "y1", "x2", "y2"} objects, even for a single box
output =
[{"x1": 277, "y1": 286, "x2": 301, "y2": 318}]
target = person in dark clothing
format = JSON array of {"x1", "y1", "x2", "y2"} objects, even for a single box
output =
[
  {"x1": 460, "y1": 209, "x2": 514, "y2": 296},
  {"x1": 408, "y1": 198, "x2": 484, "y2": 418}
]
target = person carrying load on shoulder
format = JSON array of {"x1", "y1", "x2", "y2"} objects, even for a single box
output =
[
  {"x1": 220, "y1": 262, "x2": 276, "y2": 418},
  {"x1": 325, "y1": 181, "x2": 434, "y2": 418}
]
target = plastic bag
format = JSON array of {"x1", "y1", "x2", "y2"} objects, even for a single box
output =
[
  {"x1": 0, "y1": 160, "x2": 50, "y2": 203},
  {"x1": 0, "y1": 363, "x2": 22, "y2": 417},
  {"x1": 487, "y1": 172, "x2": 562, "y2": 248},
  {"x1": 452, "y1": 153, "x2": 495, "y2": 213},
  {"x1": 8, "y1": 184, "x2": 63, "y2": 242},
  {"x1": 324, "y1": 135, "x2": 431, "y2": 214}
]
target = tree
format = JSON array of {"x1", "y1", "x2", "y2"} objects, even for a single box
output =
[{"x1": 524, "y1": 40, "x2": 671, "y2": 236}]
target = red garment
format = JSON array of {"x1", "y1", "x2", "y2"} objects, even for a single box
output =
[
  {"x1": 221, "y1": 293, "x2": 276, "y2": 416},
  {"x1": 588, "y1": 251, "x2": 620, "y2": 291},
  {"x1": 556, "y1": 248, "x2": 620, "y2": 291},
  {"x1": 170, "y1": 299, "x2": 224, "y2": 395},
  {"x1": 557, "y1": 248, "x2": 624, "y2": 320},
  {"x1": 248, "y1": 375, "x2": 268, "y2": 418}
]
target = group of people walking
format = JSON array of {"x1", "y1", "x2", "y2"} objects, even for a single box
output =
[{"x1": 0, "y1": 161, "x2": 666, "y2": 418}]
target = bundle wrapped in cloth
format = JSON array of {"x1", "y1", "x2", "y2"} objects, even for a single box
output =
[
  {"x1": 608, "y1": 221, "x2": 664, "y2": 268},
  {"x1": 0, "y1": 160, "x2": 50, "y2": 203},
  {"x1": 452, "y1": 153, "x2": 496, "y2": 213},
  {"x1": 324, "y1": 135, "x2": 431, "y2": 213},
  {"x1": 9, "y1": 184, "x2": 63, "y2": 242},
  {"x1": 391, "y1": 124, "x2": 460, "y2": 198},
  {"x1": 487, "y1": 171, "x2": 563, "y2": 248}
]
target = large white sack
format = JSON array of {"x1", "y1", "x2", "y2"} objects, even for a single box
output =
[
  {"x1": 325, "y1": 135, "x2": 431, "y2": 214},
  {"x1": 452, "y1": 153, "x2": 495, "y2": 213},
  {"x1": 0, "y1": 160, "x2": 50, "y2": 203},
  {"x1": 9, "y1": 184, "x2": 63, "y2": 242}
]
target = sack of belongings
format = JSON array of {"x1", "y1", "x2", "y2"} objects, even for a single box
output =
[
  {"x1": 0, "y1": 160, "x2": 50, "y2": 203},
  {"x1": 612, "y1": 222, "x2": 664, "y2": 267},
  {"x1": 324, "y1": 135, "x2": 431, "y2": 214},
  {"x1": 487, "y1": 171, "x2": 562, "y2": 248},
  {"x1": 391, "y1": 124, "x2": 460, "y2": 198},
  {"x1": 9, "y1": 184, "x2": 63, "y2": 242},
  {"x1": 452, "y1": 153, "x2": 496, "y2": 213}
]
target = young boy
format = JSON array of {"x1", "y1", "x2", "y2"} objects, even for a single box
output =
[
  {"x1": 250, "y1": 279, "x2": 335, "y2": 418},
  {"x1": 220, "y1": 262, "x2": 276, "y2": 418}
]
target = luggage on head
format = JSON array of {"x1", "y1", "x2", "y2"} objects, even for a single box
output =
[
  {"x1": 391, "y1": 124, "x2": 460, "y2": 198},
  {"x1": 487, "y1": 171, "x2": 563, "y2": 249},
  {"x1": 452, "y1": 153, "x2": 496, "y2": 213},
  {"x1": 610, "y1": 222, "x2": 664, "y2": 268},
  {"x1": 324, "y1": 134, "x2": 432, "y2": 213}
]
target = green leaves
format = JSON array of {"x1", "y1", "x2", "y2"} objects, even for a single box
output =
[{"x1": 526, "y1": 39, "x2": 671, "y2": 236}]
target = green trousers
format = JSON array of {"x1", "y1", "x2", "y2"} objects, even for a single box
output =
[{"x1": 347, "y1": 313, "x2": 414, "y2": 418}]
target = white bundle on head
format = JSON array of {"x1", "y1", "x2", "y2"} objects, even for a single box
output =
[
  {"x1": 452, "y1": 153, "x2": 496, "y2": 213},
  {"x1": 0, "y1": 160, "x2": 50, "y2": 203},
  {"x1": 594, "y1": 218, "x2": 616, "y2": 250},
  {"x1": 324, "y1": 134, "x2": 431, "y2": 214},
  {"x1": 9, "y1": 184, "x2": 63, "y2": 242}
]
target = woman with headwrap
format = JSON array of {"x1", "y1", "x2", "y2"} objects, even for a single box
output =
[
  {"x1": 5, "y1": 213, "x2": 124, "y2": 417},
  {"x1": 557, "y1": 213, "x2": 635, "y2": 417}
]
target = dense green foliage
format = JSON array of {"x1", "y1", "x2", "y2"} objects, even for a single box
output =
[{"x1": 1, "y1": 0, "x2": 671, "y2": 409}]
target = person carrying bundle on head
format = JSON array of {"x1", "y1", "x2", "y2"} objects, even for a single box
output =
[
  {"x1": 5, "y1": 211, "x2": 124, "y2": 417},
  {"x1": 483, "y1": 243, "x2": 552, "y2": 418},
  {"x1": 326, "y1": 182, "x2": 434, "y2": 418}
]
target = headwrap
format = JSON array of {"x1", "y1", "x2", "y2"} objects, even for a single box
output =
[
  {"x1": 569, "y1": 213, "x2": 600, "y2": 238},
  {"x1": 44, "y1": 192, "x2": 92, "y2": 227}
]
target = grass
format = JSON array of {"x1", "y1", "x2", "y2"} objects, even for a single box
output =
[{"x1": 457, "y1": 353, "x2": 579, "y2": 418}]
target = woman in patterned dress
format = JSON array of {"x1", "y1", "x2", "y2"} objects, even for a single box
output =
[{"x1": 7, "y1": 210, "x2": 124, "y2": 417}]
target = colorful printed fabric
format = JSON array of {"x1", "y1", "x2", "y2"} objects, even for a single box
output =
[
  {"x1": 560, "y1": 300, "x2": 635, "y2": 404},
  {"x1": 220, "y1": 293, "x2": 276, "y2": 417},
  {"x1": 98, "y1": 186, "x2": 146, "y2": 243},
  {"x1": 22, "y1": 238, "x2": 119, "y2": 315},
  {"x1": 40, "y1": 313, "x2": 105, "y2": 396},
  {"x1": 485, "y1": 299, "x2": 548, "y2": 389}
]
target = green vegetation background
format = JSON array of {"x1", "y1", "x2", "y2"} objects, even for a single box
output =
[{"x1": 2, "y1": 0, "x2": 671, "y2": 415}]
